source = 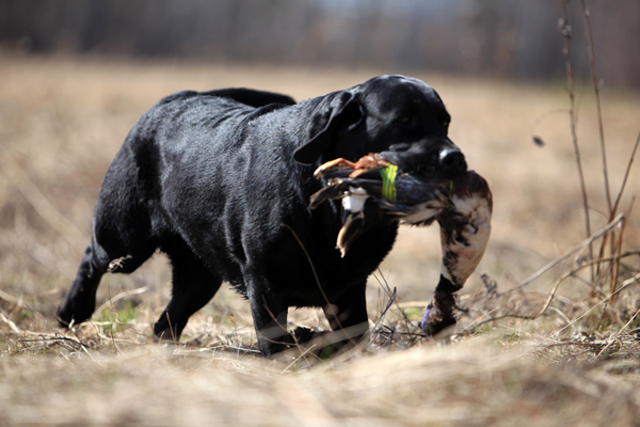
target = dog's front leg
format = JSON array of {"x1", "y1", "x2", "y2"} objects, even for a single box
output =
[
  {"x1": 246, "y1": 285, "x2": 291, "y2": 357},
  {"x1": 322, "y1": 282, "x2": 370, "y2": 353}
]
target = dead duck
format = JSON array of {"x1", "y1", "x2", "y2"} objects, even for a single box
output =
[
  {"x1": 310, "y1": 154, "x2": 493, "y2": 335},
  {"x1": 311, "y1": 153, "x2": 453, "y2": 255}
]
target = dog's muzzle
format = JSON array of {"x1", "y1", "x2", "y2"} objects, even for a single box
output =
[{"x1": 439, "y1": 148, "x2": 467, "y2": 177}]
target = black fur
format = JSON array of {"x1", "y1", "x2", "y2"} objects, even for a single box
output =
[{"x1": 58, "y1": 75, "x2": 466, "y2": 356}]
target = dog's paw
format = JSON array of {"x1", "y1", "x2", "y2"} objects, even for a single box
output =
[{"x1": 153, "y1": 328, "x2": 179, "y2": 344}]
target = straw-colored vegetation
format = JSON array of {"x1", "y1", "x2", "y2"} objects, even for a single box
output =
[{"x1": 1, "y1": 56, "x2": 639, "y2": 426}]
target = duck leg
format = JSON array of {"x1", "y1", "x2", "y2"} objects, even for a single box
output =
[{"x1": 421, "y1": 276, "x2": 460, "y2": 335}]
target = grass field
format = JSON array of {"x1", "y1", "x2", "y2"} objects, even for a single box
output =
[{"x1": 1, "y1": 56, "x2": 640, "y2": 426}]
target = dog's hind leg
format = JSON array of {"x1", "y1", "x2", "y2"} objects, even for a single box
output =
[
  {"x1": 154, "y1": 244, "x2": 222, "y2": 342},
  {"x1": 57, "y1": 242, "x2": 108, "y2": 327},
  {"x1": 57, "y1": 233, "x2": 156, "y2": 328},
  {"x1": 58, "y1": 135, "x2": 170, "y2": 329}
]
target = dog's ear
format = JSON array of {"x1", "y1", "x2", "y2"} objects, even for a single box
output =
[{"x1": 293, "y1": 91, "x2": 363, "y2": 165}]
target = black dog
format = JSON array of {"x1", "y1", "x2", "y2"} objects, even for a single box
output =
[{"x1": 58, "y1": 75, "x2": 467, "y2": 356}]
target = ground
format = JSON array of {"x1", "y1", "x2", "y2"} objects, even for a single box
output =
[{"x1": 0, "y1": 56, "x2": 639, "y2": 426}]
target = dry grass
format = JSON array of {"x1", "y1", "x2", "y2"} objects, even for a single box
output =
[{"x1": 1, "y1": 55, "x2": 640, "y2": 426}]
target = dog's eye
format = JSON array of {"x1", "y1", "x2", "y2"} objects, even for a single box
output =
[
  {"x1": 443, "y1": 121, "x2": 450, "y2": 128},
  {"x1": 398, "y1": 117, "x2": 411, "y2": 125}
]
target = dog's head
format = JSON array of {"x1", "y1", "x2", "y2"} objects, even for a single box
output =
[{"x1": 293, "y1": 75, "x2": 466, "y2": 180}]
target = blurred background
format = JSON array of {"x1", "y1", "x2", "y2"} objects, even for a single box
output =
[
  {"x1": 0, "y1": 0, "x2": 639, "y2": 334},
  {"x1": 2, "y1": 3, "x2": 640, "y2": 424},
  {"x1": 1, "y1": 0, "x2": 640, "y2": 87}
]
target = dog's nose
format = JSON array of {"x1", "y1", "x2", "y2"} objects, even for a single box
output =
[{"x1": 439, "y1": 149, "x2": 467, "y2": 175}]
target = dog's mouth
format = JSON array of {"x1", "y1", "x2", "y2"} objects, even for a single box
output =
[{"x1": 378, "y1": 139, "x2": 467, "y2": 180}]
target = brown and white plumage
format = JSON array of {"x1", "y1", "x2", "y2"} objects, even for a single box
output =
[
  {"x1": 311, "y1": 154, "x2": 451, "y2": 256},
  {"x1": 311, "y1": 154, "x2": 492, "y2": 281},
  {"x1": 436, "y1": 171, "x2": 492, "y2": 289},
  {"x1": 311, "y1": 155, "x2": 493, "y2": 335}
]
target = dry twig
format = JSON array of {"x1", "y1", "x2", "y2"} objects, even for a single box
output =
[{"x1": 560, "y1": 0, "x2": 594, "y2": 286}]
